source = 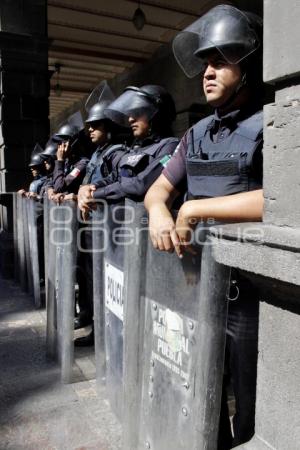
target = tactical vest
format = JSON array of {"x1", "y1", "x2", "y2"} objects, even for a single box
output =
[
  {"x1": 29, "y1": 176, "x2": 47, "y2": 194},
  {"x1": 83, "y1": 144, "x2": 126, "y2": 185},
  {"x1": 119, "y1": 137, "x2": 179, "y2": 177},
  {"x1": 186, "y1": 111, "x2": 263, "y2": 199}
]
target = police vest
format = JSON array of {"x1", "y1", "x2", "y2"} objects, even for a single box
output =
[
  {"x1": 186, "y1": 110, "x2": 263, "y2": 199},
  {"x1": 119, "y1": 137, "x2": 179, "y2": 177},
  {"x1": 83, "y1": 143, "x2": 126, "y2": 185},
  {"x1": 29, "y1": 176, "x2": 47, "y2": 194}
]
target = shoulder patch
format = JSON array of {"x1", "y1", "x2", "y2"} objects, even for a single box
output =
[
  {"x1": 69, "y1": 167, "x2": 81, "y2": 178},
  {"x1": 160, "y1": 154, "x2": 171, "y2": 167}
]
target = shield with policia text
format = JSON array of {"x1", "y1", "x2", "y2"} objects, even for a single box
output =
[{"x1": 122, "y1": 200, "x2": 231, "y2": 450}]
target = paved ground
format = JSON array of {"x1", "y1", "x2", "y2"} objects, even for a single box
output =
[{"x1": 0, "y1": 275, "x2": 122, "y2": 450}]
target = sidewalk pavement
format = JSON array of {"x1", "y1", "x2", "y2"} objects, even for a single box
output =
[{"x1": 0, "y1": 275, "x2": 122, "y2": 450}]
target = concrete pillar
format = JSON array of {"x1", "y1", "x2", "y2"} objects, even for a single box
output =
[
  {"x1": 211, "y1": 0, "x2": 300, "y2": 448},
  {"x1": 0, "y1": 0, "x2": 48, "y2": 276},
  {"x1": 0, "y1": 0, "x2": 49, "y2": 202}
]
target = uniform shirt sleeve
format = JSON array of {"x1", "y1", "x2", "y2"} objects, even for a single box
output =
[
  {"x1": 93, "y1": 138, "x2": 179, "y2": 201},
  {"x1": 162, "y1": 132, "x2": 188, "y2": 192},
  {"x1": 52, "y1": 158, "x2": 89, "y2": 194}
]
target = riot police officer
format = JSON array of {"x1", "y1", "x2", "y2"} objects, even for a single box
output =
[
  {"x1": 77, "y1": 81, "x2": 127, "y2": 219},
  {"x1": 38, "y1": 139, "x2": 58, "y2": 198},
  {"x1": 17, "y1": 143, "x2": 47, "y2": 197},
  {"x1": 75, "y1": 82, "x2": 127, "y2": 344},
  {"x1": 50, "y1": 112, "x2": 89, "y2": 202},
  {"x1": 80, "y1": 85, "x2": 179, "y2": 205},
  {"x1": 145, "y1": 5, "x2": 264, "y2": 448}
]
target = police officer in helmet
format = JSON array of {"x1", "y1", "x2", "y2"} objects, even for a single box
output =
[
  {"x1": 77, "y1": 81, "x2": 126, "y2": 219},
  {"x1": 75, "y1": 82, "x2": 127, "y2": 345},
  {"x1": 83, "y1": 84, "x2": 179, "y2": 204},
  {"x1": 145, "y1": 5, "x2": 264, "y2": 448},
  {"x1": 17, "y1": 143, "x2": 47, "y2": 197}
]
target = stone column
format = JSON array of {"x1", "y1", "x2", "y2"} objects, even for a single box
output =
[
  {"x1": 210, "y1": 1, "x2": 300, "y2": 449},
  {"x1": 0, "y1": 0, "x2": 48, "y2": 276}
]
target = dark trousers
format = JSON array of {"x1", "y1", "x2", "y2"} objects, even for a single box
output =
[
  {"x1": 76, "y1": 227, "x2": 94, "y2": 321},
  {"x1": 218, "y1": 272, "x2": 259, "y2": 450}
]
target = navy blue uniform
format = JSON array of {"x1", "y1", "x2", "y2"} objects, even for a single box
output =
[
  {"x1": 52, "y1": 156, "x2": 89, "y2": 194},
  {"x1": 164, "y1": 104, "x2": 263, "y2": 448},
  {"x1": 29, "y1": 175, "x2": 47, "y2": 195},
  {"x1": 93, "y1": 136, "x2": 179, "y2": 202}
]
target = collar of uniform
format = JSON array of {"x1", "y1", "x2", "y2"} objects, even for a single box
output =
[
  {"x1": 133, "y1": 133, "x2": 161, "y2": 148},
  {"x1": 209, "y1": 108, "x2": 241, "y2": 132}
]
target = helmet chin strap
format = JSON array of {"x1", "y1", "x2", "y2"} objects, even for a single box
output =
[{"x1": 218, "y1": 72, "x2": 247, "y2": 114}]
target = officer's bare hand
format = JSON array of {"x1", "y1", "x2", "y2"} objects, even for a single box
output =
[
  {"x1": 17, "y1": 189, "x2": 26, "y2": 196},
  {"x1": 64, "y1": 193, "x2": 77, "y2": 203},
  {"x1": 27, "y1": 192, "x2": 38, "y2": 199},
  {"x1": 52, "y1": 193, "x2": 65, "y2": 204},
  {"x1": 57, "y1": 141, "x2": 70, "y2": 161},
  {"x1": 175, "y1": 203, "x2": 197, "y2": 257},
  {"x1": 47, "y1": 188, "x2": 55, "y2": 200},
  {"x1": 148, "y1": 206, "x2": 180, "y2": 253},
  {"x1": 78, "y1": 184, "x2": 96, "y2": 212}
]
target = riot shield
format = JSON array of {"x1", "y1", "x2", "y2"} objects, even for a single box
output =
[
  {"x1": 103, "y1": 201, "x2": 126, "y2": 421},
  {"x1": 92, "y1": 203, "x2": 107, "y2": 384},
  {"x1": 102, "y1": 200, "x2": 147, "y2": 422},
  {"x1": 23, "y1": 197, "x2": 33, "y2": 294},
  {"x1": 46, "y1": 199, "x2": 59, "y2": 358},
  {"x1": 55, "y1": 200, "x2": 78, "y2": 383},
  {"x1": 27, "y1": 198, "x2": 41, "y2": 308},
  {"x1": 43, "y1": 197, "x2": 50, "y2": 302},
  {"x1": 16, "y1": 195, "x2": 26, "y2": 290},
  {"x1": 122, "y1": 201, "x2": 230, "y2": 450},
  {"x1": 13, "y1": 193, "x2": 19, "y2": 281}
]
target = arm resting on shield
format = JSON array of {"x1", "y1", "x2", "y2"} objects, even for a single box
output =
[
  {"x1": 175, "y1": 189, "x2": 264, "y2": 248},
  {"x1": 52, "y1": 158, "x2": 88, "y2": 193},
  {"x1": 144, "y1": 173, "x2": 182, "y2": 253},
  {"x1": 93, "y1": 143, "x2": 177, "y2": 201},
  {"x1": 92, "y1": 159, "x2": 167, "y2": 201}
]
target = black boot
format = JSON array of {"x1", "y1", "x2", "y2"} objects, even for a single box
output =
[
  {"x1": 74, "y1": 313, "x2": 93, "y2": 330},
  {"x1": 74, "y1": 329, "x2": 94, "y2": 347}
]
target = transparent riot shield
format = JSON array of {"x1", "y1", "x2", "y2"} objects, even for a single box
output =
[
  {"x1": 103, "y1": 201, "x2": 126, "y2": 421},
  {"x1": 16, "y1": 195, "x2": 26, "y2": 290},
  {"x1": 103, "y1": 200, "x2": 147, "y2": 422},
  {"x1": 122, "y1": 200, "x2": 231, "y2": 450},
  {"x1": 55, "y1": 200, "x2": 78, "y2": 383},
  {"x1": 92, "y1": 203, "x2": 107, "y2": 385},
  {"x1": 46, "y1": 200, "x2": 78, "y2": 382},
  {"x1": 23, "y1": 197, "x2": 33, "y2": 294},
  {"x1": 27, "y1": 198, "x2": 41, "y2": 308},
  {"x1": 13, "y1": 193, "x2": 19, "y2": 282},
  {"x1": 46, "y1": 199, "x2": 59, "y2": 358}
]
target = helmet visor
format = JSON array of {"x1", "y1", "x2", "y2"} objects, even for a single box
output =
[
  {"x1": 173, "y1": 5, "x2": 260, "y2": 78},
  {"x1": 104, "y1": 88, "x2": 158, "y2": 127},
  {"x1": 85, "y1": 80, "x2": 115, "y2": 112}
]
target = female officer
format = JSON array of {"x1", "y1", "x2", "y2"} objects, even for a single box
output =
[{"x1": 145, "y1": 5, "x2": 264, "y2": 448}]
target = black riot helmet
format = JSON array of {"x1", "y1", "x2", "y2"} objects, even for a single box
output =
[
  {"x1": 53, "y1": 111, "x2": 84, "y2": 143},
  {"x1": 85, "y1": 80, "x2": 115, "y2": 124},
  {"x1": 173, "y1": 4, "x2": 262, "y2": 79},
  {"x1": 28, "y1": 143, "x2": 45, "y2": 167},
  {"x1": 104, "y1": 84, "x2": 176, "y2": 131},
  {"x1": 40, "y1": 139, "x2": 58, "y2": 161}
]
